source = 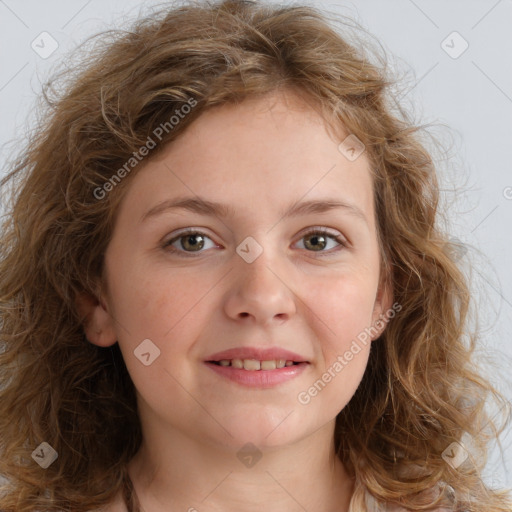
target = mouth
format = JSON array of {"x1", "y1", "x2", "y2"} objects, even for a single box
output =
[
  {"x1": 204, "y1": 347, "x2": 311, "y2": 386},
  {"x1": 204, "y1": 346, "x2": 310, "y2": 368},
  {"x1": 204, "y1": 358, "x2": 310, "y2": 387},
  {"x1": 206, "y1": 359, "x2": 307, "y2": 370}
]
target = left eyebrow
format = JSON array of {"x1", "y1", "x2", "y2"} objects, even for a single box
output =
[{"x1": 140, "y1": 196, "x2": 368, "y2": 226}]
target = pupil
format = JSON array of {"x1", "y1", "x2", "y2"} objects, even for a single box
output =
[
  {"x1": 184, "y1": 234, "x2": 203, "y2": 251},
  {"x1": 307, "y1": 234, "x2": 325, "y2": 251}
]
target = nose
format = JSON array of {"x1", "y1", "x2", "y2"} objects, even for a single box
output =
[{"x1": 223, "y1": 246, "x2": 297, "y2": 326}]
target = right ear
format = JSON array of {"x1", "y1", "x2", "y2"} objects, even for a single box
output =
[{"x1": 75, "y1": 289, "x2": 117, "y2": 347}]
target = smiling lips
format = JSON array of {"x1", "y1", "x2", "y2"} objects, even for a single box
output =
[
  {"x1": 205, "y1": 346, "x2": 310, "y2": 364},
  {"x1": 204, "y1": 346, "x2": 311, "y2": 387},
  {"x1": 213, "y1": 358, "x2": 296, "y2": 370}
]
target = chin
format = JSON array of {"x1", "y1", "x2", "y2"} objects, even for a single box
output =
[{"x1": 207, "y1": 411, "x2": 313, "y2": 451}]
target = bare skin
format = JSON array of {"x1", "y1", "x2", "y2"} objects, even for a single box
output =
[{"x1": 78, "y1": 88, "x2": 392, "y2": 511}]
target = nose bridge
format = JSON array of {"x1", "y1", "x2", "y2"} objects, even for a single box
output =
[
  {"x1": 224, "y1": 237, "x2": 296, "y2": 323},
  {"x1": 236, "y1": 238, "x2": 279, "y2": 295}
]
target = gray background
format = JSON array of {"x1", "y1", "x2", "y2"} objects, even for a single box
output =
[{"x1": 1, "y1": 0, "x2": 511, "y2": 490}]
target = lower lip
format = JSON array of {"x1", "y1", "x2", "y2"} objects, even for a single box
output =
[{"x1": 204, "y1": 362, "x2": 309, "y2": 388}]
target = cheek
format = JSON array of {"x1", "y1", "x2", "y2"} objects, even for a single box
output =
[
  {"x1": 303, "y1": 271, "x2": 378, "y2": 354},
  {"x1": 108, "y1": 258, "x2": 209, "y2": 339},
  {"x1": 110, "y1": 268, "x2": 210, "y2": 406},
  {"x1": 299, "y1": 346, "x2": 370, "y2": 416},
  {"x1": 109, "y1": 265, "x2": 219, "y2": 395},
  {"x1": 296, "y1": 275, "x2": 374, "y2": 413}
]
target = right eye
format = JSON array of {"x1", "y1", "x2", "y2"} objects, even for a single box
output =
[{"x1": 162, "y1": 228, "x2": 219, "y2": 257}]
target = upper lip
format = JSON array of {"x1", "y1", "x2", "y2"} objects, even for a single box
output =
[{"x1": 205, "y1": 347, "x2": 310, "y2": 363}]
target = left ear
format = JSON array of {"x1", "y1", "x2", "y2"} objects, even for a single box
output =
[{"x1": 370, "y1": 269, "x2": 394, "y2": 341}]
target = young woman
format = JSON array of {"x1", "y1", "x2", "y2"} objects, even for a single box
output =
[{"x1": 0, "y1": 1, "x2": 510, "y2": 511}]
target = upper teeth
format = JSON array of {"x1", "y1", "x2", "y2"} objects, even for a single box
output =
[{"x1": 218, "y1": 359, "x2": 295, "y2": 370}]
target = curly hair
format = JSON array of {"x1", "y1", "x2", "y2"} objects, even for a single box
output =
[{"x1": 0, "y1": 1, "x2": 510, "y2": 511}]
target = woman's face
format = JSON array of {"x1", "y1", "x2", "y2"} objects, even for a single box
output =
[{"x1": 87, "y1": 90, "x2": 391, "y2": 450}]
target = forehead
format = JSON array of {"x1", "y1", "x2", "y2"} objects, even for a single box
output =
[{"x1": 117, "y1": 90, "x2": 375, "y2": 228}]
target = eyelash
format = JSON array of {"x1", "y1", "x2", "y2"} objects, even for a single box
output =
[{"x1": 161, "y1": 227, "x2": 347, "y2": 258}]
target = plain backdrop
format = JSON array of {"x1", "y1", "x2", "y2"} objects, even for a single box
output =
[{"x1": 1, "y1": 0, "x2": 511, "y2": 491}]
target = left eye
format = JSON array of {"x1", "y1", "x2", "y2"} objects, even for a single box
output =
[
  {"x1": 162, "y1": 228, "x2": 346, "y2": 256},
  {"x1": 296, "y1": 229, "x2": 346, "y2": 253}
]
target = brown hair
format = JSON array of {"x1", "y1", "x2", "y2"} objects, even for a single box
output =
[{"x1": 0, "y1": 1, "x2": 510, "y2": 510}]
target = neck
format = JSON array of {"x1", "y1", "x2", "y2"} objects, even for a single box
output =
[{"x1": 126, "y1": 419, "x2": 354, "y2": 512}]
